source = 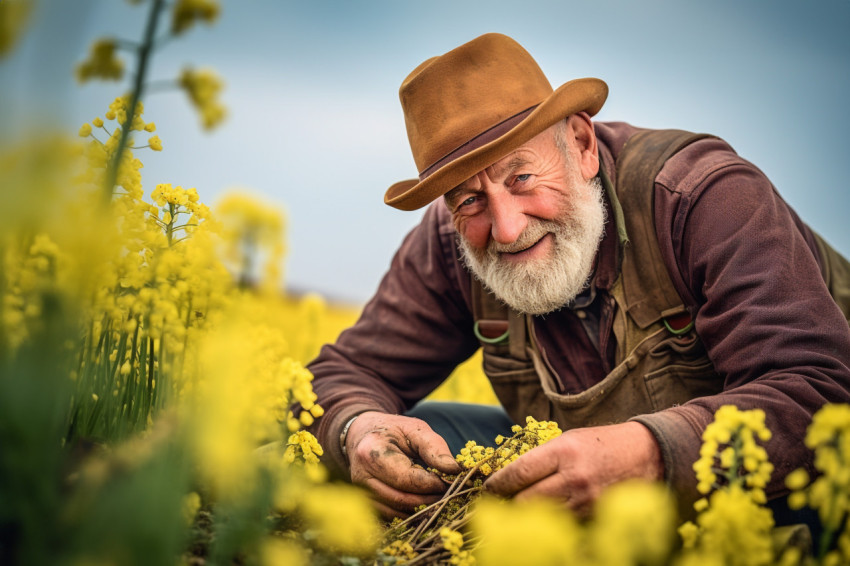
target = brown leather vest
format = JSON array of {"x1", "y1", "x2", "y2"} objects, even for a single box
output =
[{"x1": 472, "y1": 130, "x2": 850, "y2": 431}]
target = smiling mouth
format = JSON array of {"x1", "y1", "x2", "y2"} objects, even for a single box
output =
[{"x1": 498, "y1": 233, "x2": 552, "y2": 259}]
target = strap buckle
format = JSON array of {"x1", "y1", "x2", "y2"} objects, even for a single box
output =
[
  {"x1": 663, "y1": 312, "x2": 694, "y2": 335},
  {"x1": 473, "y1": 319, "x2": 510, "y2": 345}
]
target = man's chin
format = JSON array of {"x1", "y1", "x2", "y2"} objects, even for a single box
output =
[{"x1": 485, "y1": 278, "x2": 581, "y2": 316}]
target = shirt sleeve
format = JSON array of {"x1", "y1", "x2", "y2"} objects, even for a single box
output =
[
  {"x1": 633, "y1": 137, "x2": 850, "y2": 507},
  {"x1": 307, "y1": 202, "x2": 480, "y2": 473}
]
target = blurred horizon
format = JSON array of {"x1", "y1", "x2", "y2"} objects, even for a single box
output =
[{"x1": 2, "y1": 0, "x2": 849, "y2": 304}]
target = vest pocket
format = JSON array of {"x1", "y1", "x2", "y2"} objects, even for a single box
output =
[
  {"x1": 643, "y1": 333, "x2": 721, "y2": 412},
  {"x1": 647, "y1": 331, "x2": 708, "y2": 361},
  {"x1": 643, "y1": 361, "x2": 721, "y2": 412}
]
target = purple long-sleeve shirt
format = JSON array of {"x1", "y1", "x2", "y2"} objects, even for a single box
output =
[{"x1": 308, "y1": 121, "x2": 850, "y2": 501}]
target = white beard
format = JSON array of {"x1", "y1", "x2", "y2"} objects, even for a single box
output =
[{"x1": 458, "y1": 176, "x2": 607, "y2": 315}]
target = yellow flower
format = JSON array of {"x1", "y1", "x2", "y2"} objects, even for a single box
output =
[
  {"x1": 181, "y1": 492, "x2": 201, "y2": 525},
  {"x1": 0, "y1": 0, "x2": 34, "y2": 58},
  {"x1": 79, "y1": 123, "x2": 92, "y2": 137},
  {"x1": 784, "y1": 468, "x2": 809, "y2": 491},
  {"x1": 456, "y1": 416, "x2": 560, "y2": 476},
  {"x1": 284, "y1": 430, "x2": 324, "y2": 466},
  {"x1": 380, "y1": 540, "x2": 417, "y2": 562},
  {"x1": 688, "y1": 484, "x2": 775, "y2": 566},
  {"x1": 471, "y1": 496, "x2": 579, "y2": 566},
  {"x1": 441, "y1": 527, "x2": 464, "y2": 554},
  {"x1": 298, "y1": 410, "x2": 313, "y2": 427},
  {"x1": 144, "y1": 122, "x2": 156, "y2": 132},
  {"x1": 441, "y1": 527, "x2": 475, "y2": 565},
  {"x1": 789, "y1": 403, "x2": 850, "y2": 537},
  {"x1": 75, "y1": 38, "x2": 124, "y2": 82},
  {"x1": 692, "y1": 405, "x2": 773, "y2": 502},
  {"x1": 171, "y1": 0, "x2": 220, "y2": 35},
  {"x1": 299, "y1": 483, "x2": 380, "y2": 556},
  {"x1": 92, "y1": 117, "x2": 104, "y2": 128},
  {"x1": 179, "y1": 67, "x2": 227, "y2": 130},
  {"x1": 215, "y1": 192, "x2": 285, "y2": 291},
  {"x1": 148, "y1": 135, "x2": 162, "y2": 151},
  {"x1": 259, "y1": 537, "x2": 309, "y2": 566},
  {"x1": 678, "y1": 521, "x2": 700, "y2": 548},
  {"x1": 590, "y1": 480, "x2": 677, "y2": 565}
]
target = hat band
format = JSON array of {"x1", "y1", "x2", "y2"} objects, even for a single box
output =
[{"x1": 418, "y1": 105, "x2": 537, "y2": 181}]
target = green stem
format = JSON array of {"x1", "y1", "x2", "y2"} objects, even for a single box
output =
[
  {"x1": 103, "y1": 0, "x2": 166, "y2": 204},
  {"x1": 146, "y1": 336, "x2": 155, "y2": 419},
  {"x1": 818, "y1": 442, "x2": 846, "y2": 560},
  {"x1": 166, "y1": 203, "x2": 175, "y2": 246},
  {"x1": 723, "y1": 429, "x2": 744, "y2": 488},
  {"x1": 818, "y1": 525, "x2": 836, "y2": 561}
]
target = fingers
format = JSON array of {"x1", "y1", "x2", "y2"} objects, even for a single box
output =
[
  {"x1": 349, "y1": 413, "x2": 457, "y2": 491},
  {"x1": 364, "y1": 477, "x2": 444, "y2": 518},
  {"x1": 403, "y1": 423, "x2": 462, "y2": 475},
  {"x1": 509, "y1": 471, "x2": 596, "y2": 518},
  {"x1": 512, "y1": 473, "x2": 568, "y2": 504},
  {"x1": 372, "y1": 499, "x2": 407, "y2": 521},
  {"x1": 484, "y1": 442, "x2": 559, "y2": 496},
  {"x1": 345, "y1": 414, "x2": 455, "y2": 519},
  {"x1": 351, "y1": 435, "x2": 447, "y2": 492},
  {"x1": 344, "y1": 412, "x2": 469, "y2": 520}
]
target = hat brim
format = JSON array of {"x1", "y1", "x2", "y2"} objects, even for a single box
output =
[{"x1": 384, "y1": 77, "x2": 608, "y2": 211}]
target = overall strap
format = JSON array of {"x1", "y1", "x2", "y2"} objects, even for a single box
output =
[
  {"x1": 616, "y1": 129, "x2": 715, "y2": 329},
  {"x1": 471, "y1": 279, "x2": 528, "y2": 360}
]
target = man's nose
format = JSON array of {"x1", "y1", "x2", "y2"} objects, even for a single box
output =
[{"x1": 488, "y1": 191, "x2": 527, "y2": 245}]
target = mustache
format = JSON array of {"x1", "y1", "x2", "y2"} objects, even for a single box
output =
[{"x1": 489, "y1": 220, "x2": 558, "y2": 255}]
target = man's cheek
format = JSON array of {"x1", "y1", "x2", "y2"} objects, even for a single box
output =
[{"x1": 457, "y1": 219, "x2": 494, "y2": 251}]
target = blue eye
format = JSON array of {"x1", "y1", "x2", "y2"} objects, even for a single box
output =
[
  {"x1": 516, "y1": 174, "x2": 531, "y2": 183},
  {"x1": 461, "y1": 196, "x2": 476, "y2": 207}
]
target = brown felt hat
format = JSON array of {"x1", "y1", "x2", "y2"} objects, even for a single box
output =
[{"x1": 384, "y1": 33, "x2": 608, "y2": 211}]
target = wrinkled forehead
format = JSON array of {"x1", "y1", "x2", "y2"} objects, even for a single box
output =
[{"x1": 446, "y1": 127, "x2": 563, "y2": 194}]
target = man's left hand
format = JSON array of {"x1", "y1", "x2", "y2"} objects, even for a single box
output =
[{"x1": 483, "y1": 421, "x2": 664, "y2": 517}]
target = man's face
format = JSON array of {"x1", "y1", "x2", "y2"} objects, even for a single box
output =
[{"x1": 444, "y1": 123, "x2": 606, "y2": 315}]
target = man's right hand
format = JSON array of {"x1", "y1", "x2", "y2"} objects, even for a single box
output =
[{"x1": 345, "y1": 411, "x2": 461, "y2": 519}]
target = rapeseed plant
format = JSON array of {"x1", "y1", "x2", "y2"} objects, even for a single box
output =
[
  {"x1": 785, "y1": 404, "x2": 850, "y2": 563},
  {"x1": 678, "y1": 405, "x2": 777, "y2": 566}
]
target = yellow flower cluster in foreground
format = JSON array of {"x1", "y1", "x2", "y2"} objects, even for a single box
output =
[
  {"x1": 786, "y1": 404, "x2": 850, "y2": 564},
  {"x1": 470, "y1": 480, "x2": 677, "y2": 566},
  {"x1": 693, "y1": 404, "x2": 774, "y2": 503}
]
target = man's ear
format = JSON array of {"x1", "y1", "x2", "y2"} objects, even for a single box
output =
[{"x1": 567, "y1": 112, "x2": 599, "y2": 180}]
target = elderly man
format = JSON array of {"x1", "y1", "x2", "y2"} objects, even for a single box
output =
[{"x1": 307, "y1": 33, "x2": 850, "y2": 520}]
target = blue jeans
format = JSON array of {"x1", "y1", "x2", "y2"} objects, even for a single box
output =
[{"x1": 405, "y1": 400, "x2": 515, "y2": 454}]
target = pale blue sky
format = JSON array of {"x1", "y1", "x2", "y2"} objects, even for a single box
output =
[{"x1": 3, "y1": 0, "x2": 849, "y2": 303}]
